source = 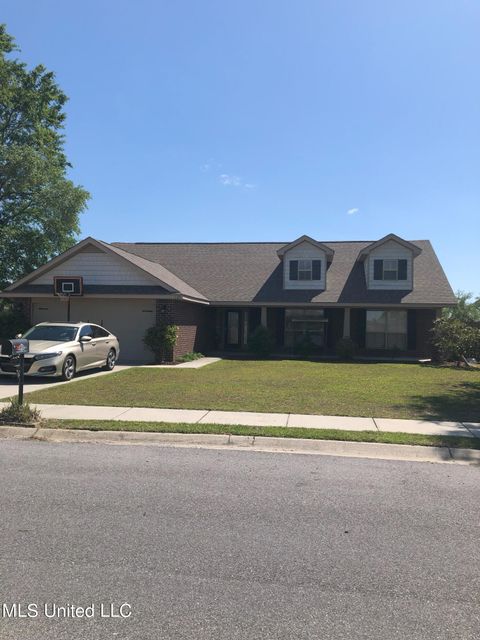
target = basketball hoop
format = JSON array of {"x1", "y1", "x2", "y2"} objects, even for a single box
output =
[
  {"x1": 52, "y1": 276, "x2": 82, "y2": 322},
  {"x1": 56, "y1": 292, "x2": 72, "y2": 321}
]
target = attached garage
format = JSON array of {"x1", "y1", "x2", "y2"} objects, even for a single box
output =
[
  {"x1": 2, "y1": 237, "x2": 209, "y2": 364},
  {"x1": 31, "y1": 297, "x2": 156, "y2": 363}
]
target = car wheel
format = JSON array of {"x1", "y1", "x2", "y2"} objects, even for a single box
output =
[
  {"x1": 61, "y1": 355, "x2": 76, "y2": 381},
  {"x1": 104, "y1": 348, "x2": 117, "y2": 371}
]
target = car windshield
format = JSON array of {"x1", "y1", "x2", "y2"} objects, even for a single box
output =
[{"x1": 23, "y1": 325, "x2": 78, "y2": 342}]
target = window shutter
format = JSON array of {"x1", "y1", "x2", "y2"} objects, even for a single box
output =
[
  {"x1": 289, "y1": 260, "x2": 299, "y2": 280},
  {"x1": 373, "y1": 259, "x2": 383, "y2": 280},
  {"x1": 398, "y1": 259, "x2": 408, "y2": 280},
  {"x1": 312, "y1": 260, "x2": 322, "y2": 280}
]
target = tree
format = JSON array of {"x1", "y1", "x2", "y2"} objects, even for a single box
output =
[
  {"x1": 0, "y1": 24, "x2": 89, "y2": 290},
  {"x1": 432, "y1": 317, "x2": 480, "y2": 362},
  {"x1": 442, "y1": 291, "x2": 480, "y2": 325}
]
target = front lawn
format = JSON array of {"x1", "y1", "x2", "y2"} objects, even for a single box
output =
[{"x1": 23, "y1": 360, "x2": 480, "y2": 421}]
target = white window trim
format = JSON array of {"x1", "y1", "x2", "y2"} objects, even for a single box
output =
[
  {"x1": 298, "y1": 259, "x2": 313, "y2": 281},
  {"x1": 382, "y1": 259, "x2": 399, "y2": 281}
]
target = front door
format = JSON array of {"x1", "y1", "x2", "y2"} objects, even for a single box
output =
[{"x1": 225, "y1": 310, "x2": 241, "y2": 348}]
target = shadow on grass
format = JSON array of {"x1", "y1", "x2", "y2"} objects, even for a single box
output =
[{"x1": 406, "y1": 381, "x2": 480, "y2": 422}]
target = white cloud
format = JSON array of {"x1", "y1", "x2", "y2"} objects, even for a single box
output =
[
  {"x1": 213, "y1": 172, "x2": 256, "y2": 189},
  {"x1": 219, "y1": 174, "x2": 243, "y2": 187},
  {"x1": 347, "y1": 207, "x2": 359, "y2": 215}
]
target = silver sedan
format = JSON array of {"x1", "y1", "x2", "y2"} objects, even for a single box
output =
[{"x1": 0, "y1": 322, "x2": 120, "y2": 381}]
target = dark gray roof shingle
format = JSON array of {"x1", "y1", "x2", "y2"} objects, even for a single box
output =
[{"x1": 111, "y1": 240, "x2": 456, "y2": 305}]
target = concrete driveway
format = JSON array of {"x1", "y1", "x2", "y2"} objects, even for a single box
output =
[{"x1": 0, "y1": 366, "x2": 130, "y2": 400}]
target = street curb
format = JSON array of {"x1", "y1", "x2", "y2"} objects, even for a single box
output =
[
  {"x1": 5, "y1": 426, "x2": 475, "y2": 465},
  {"x1": 0, "y1": 425, "x2": 36, "y2": 439}
]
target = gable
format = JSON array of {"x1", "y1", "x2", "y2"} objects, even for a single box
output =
[
  {"x1": 277, "y1": 235, "x2": 334, "y2": 258},
  {"x1": 283, "y1": 241, "x2": 327, "y2": 290},
  {"x1": 365, "y1": 240, "x2": 414, "y2": 290},
  {"x1": 30, "y1": 248, "x2": 160, "y2": 287}
]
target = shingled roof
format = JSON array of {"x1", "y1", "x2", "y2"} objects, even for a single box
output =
[{"x1": 111, "y1": 239, "x2": 456, "y2": 306}]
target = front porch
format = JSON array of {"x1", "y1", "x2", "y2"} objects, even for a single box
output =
[{"x1": 212, "y1": 306, "x2": 437, "y2": 358}]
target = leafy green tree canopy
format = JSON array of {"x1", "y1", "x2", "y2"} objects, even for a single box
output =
[
  {"x1": 0, "y1": 24, "x2": 89, "y2": 289},
  {"x1": 442, "y1": 291, "x2": 480, "y2": 325}
]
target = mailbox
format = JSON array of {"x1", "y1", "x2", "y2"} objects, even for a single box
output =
[{"x1": 1, "y1": 338, "x2": 29, "y2": 358}]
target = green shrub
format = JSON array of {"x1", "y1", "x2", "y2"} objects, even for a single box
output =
[
  {"x1": 432, "y1": 317, "x2": 480, "y2": 362},
  {"x1": 176, "y1": 352, "x2": 204, "y2": 363},
  {"x1": 0, "y1": 301, "x2": 30, "y2": 342},
  {"x1": 0, "y1": 399, "x2": 41, "y2": 425},
  {"x1": 248, "y1": 326, "x2": 274, "y2": 357},
  {"x1": 294, "y1": 333, "x2": 315, "y2": 357},
  {"x1": 335, "y1": 337, "x2": 358, "y2": 360},
  {"x1": 143, "y1": 324, "x2": 178, "y2": 362}
]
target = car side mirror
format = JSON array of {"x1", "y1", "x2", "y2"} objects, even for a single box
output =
[{"x1": 80, "y1": 335, "x2": 92, "y2": 343}]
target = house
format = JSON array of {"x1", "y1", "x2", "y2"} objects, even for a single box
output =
[{"x1": 0, "y1": 233, "x2": 456, "y2": 362}]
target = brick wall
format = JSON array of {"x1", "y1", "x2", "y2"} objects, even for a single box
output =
[{"x1": 155, "y1": 300, "x2": 213, "y2": 361}]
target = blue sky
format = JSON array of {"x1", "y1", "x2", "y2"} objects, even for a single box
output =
[{"x1": 3, "y1": 0, "x2": 479, "y2": 295}]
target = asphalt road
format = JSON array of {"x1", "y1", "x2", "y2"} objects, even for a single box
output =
[{"x1": 0, "y1": 441, "x2": 479, "y2": 640}]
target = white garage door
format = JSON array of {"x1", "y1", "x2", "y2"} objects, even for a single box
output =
[{"x1": 31, "y1": 298, "x2": 156, "y2": 363}]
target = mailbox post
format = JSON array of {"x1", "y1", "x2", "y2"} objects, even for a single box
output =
[{"x1": 1, "y1": 339, "x2": 29, "y2": 405}]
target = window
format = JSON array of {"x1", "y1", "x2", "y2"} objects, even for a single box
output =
[
  {"x1": 23, "y1": 325, "x2": 78, "y2": 342},
  {"x1": 289, "y1": 260, "x2": 322, "y2": 281},
  {"x1": 366, "y1": 310, "x2": 407, "y2": 350},
  {"x1": 373, "y1": 259, "x2": 407, "y2": 281},
  {"x1": 92, "y1": 325, "x2": 110, "y2": 338},
  {"x1": 79, "y1": 325, "x2": 94, "y2": 339},
  {"x1": 285, "y1": 309, "x2": 327, "y2": 347},
  {"x1": 226, "y1": 311, "x2": 239, "y2": 345}
]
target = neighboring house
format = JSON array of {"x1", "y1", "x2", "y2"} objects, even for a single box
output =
[{"x1": 0, "y1": 233, "x2": 456, "y2": 363}]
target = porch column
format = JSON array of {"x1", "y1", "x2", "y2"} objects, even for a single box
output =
[
  {"x1": 343, "y1": 307, "x2": 351, "y2": 338},
  {"x1": 260, "y1": 306, "x2": 268, "y2": 327}
]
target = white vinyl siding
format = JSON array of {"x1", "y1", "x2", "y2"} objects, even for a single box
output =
[
  {"x1": 31, "y1": 251, "x2": 159, "y2": 286},
  {"x1": 365, "y1": 240, "x2": 413, "y2": 290},
  {"x1": 284, "y1": 241, "x2": 326, "y2": 290}
]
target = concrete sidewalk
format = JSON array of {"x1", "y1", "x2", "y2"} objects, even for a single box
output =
[{"x1": 1, "y1": 401, "x2": 478, "y2": 438}]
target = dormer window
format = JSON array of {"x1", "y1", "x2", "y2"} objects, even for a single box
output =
[
  {"x1": 373, "y1": 259, "x2": 407, "y2": 282},
  {"x1": 289, "y1": 259, "x2": 322, "y2": 282}
]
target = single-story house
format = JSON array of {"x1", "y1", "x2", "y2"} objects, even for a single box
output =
[{"x1": 0, "y1": 233, "x2": 456, "y2": 363}]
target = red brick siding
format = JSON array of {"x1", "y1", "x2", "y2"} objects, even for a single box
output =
[{"x1": 155, "y1": 300, "x2": 212, "y2": 361}]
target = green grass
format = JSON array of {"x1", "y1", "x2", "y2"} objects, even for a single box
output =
[
  {"x1": 43, "y1": 419, "x2": 480, "y2": 449},
  {"x1": 24, "y1": 360, "x2": 480, "y2": 421}
]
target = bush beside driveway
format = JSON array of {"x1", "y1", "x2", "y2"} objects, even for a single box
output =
[{"x1": 22, "y1": 360, "x2": 480, "y2": 422}]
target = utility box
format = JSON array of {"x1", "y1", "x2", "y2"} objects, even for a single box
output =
[{"x1": 1, "y1": 338, "x2": 29, "y2": 358}]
